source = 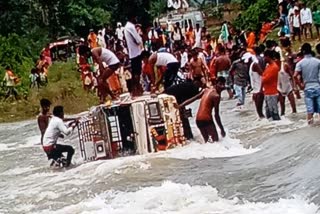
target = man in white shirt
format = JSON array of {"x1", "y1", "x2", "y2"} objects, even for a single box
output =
[
  {"x1": 300, "y1": 3, "x2": 313, "y2": 39},
  {"x1": 43, "y1": 106, "x2": 77, "y2": 167},
  {"x1": 124, "y1": 14, "x2": 143, "y2": 96},
  {"x1": 115, "y1": 22, "x2": 125, "y2": 41},
  {"x1": 78, "y1": 45, "x2": 121, "y2": 103},
  {"x1": 148, "y1": 51, "x2": 180, "y2": 90}
]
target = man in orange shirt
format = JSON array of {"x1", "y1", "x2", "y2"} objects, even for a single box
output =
[
  {"x1": 87, "y1": 29, "x2": 98, "y2": 49},
  {"x1": 247, "y1": 28, "x2": 256, "y2": 49},
  {"x1": 262, "y1": 50, "x2": 281, "y2": 121}
]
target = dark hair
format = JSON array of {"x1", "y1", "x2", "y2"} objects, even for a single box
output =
[
  {"x1": 78, "y1": 45, "x2": 91, "y2": 56},
  {"x1": 316, "y1": 43, "x2": 320, "y2": 54},
  {"x1": 53, "y1": 106, "x2": 64, "y2": 118},
  {"x1": 191, "y1": 49, "x2": 198, "y2": 56},
  {"x1": 273, "y1": 51, "x2": 281, "y2": 60},
  {"x1": 301, "y1": 43, "x2": 312, "y2": 55},
  {"x1": 264, "y1": 50, "x2": 275, "y2": 58},
  {"x1": 141, "y1": 50, "x2": 151, "y2": 59},
  {"x1": 40, "y1": 98, "x2": 51, "y2": 108},
  {"x1": 254, "y1": 46, "x2": 262, "y2": 55},
  {"x1": 259, "y1": 44, "x2": 266, "y2": 52},
  {"x1": 216, "y1": 76, "x2": 226, "y2": 84},
  {"x1": 218, "y1": 45, "x2": 226, "y2": 54},
  {"x1": 265, "y1": 40, "x2": 274, "y2": 49},
  {"x1": 31, "y1": 68, "x2": 38, "y2": 74}
]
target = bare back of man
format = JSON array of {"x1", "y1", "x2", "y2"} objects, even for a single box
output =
[
  {"x1": 215, "y1": 55, "x2": 231, "y2": 74},
  {"x1": 179, "y1": 77, "x2": 227, "y2": 143}
]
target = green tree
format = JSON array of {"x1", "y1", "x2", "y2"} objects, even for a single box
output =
[{"x1": 233, "y1": 0, "x2": 278, "y2": 31}]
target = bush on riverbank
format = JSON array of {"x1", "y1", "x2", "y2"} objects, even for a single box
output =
[{"x1": 0, "y1": 61, "x2": 97, "y2": 123}]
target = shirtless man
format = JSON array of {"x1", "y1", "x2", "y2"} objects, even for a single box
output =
[
  {"x1": 189, "y1": 50, "x2": 207, "y2": 80},
  {"x1": 38, "y1": 98, "x2": 52, "y2": 145},
  {"x1": 212, "y1": 46, "x2": 232, "y2": 98},
  {"x1": 78, "y1": 46, "x2": 120, "y2": 103},
  {"x1": 180, "y1": 77, "x2": 226, "y2": 142}
]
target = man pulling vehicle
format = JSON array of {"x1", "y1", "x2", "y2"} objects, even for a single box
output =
[{"x1": 42, "y1": 106, "x2": 78, "y2": 167}]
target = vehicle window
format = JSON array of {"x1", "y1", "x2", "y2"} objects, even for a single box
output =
[{"x1": 195, "y1": 14, "x2": 202, "y2": 21}]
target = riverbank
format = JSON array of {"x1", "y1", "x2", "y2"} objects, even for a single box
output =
[{"x1": 0, "y1": 61, "x2": 97, "y2": 123}]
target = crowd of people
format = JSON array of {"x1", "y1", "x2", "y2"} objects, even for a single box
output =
[
  {"x1": 36, "y1": 1, "x2": 320, "y2": 167},
  {"x1": 75, "y1": 3, "x2": 320, "y2": 144}
]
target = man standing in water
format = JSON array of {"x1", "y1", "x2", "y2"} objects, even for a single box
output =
[
  {"x1": 43, "y1": 106, "x2": 77, "y2": 167},
  {"x1": 180, "y1": 77, "x2": 226, "y2": 143},
  {"x1": 262, "y1": 50, "x2": 281, "y2": 121},
  {"x1": 38, "y1": 98, "x2": 52, "y2": 145},
  {"x1": 243, "y1": 53, "x2": 265, "y2": 119},
  {"x1": 294, "y1": 43, "x2": 320, "y2": 124}
]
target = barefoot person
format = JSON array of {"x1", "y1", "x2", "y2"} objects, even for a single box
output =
[
  {"x1": 78, "y1": 46, "x2": 120, "y2": 103},
  {"x1": 180, "y1": 77, "x2": 226, "y2": 143}
]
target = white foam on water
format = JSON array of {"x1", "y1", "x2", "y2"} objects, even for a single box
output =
[
  {"x1": 18, "y1": 135, "x2": 41, "y2": 148},
  {"x1": 0, "y1": 135, "x2": 41, "y2": 152},
  {"x1": 231, "y1": 116, "x2": 307, "y2": 135},
  {"x1": 93, "y1": 156, "x2": 148, "y2": 177},
  {"x1": 35, "y1": 181, "x2": 319, "y2": 214},
  {"x1": 1, "y1": 166, "x2": 36, "y2": 176},
  {"x1": 155, "y1": 135, "x2": 259, "y2": 160},
  {"x1": 0, "y1": 143, "x2": 11, "y2": 151}
]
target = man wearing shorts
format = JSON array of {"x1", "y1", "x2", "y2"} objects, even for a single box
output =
[
  {"x1": 179, "y1": 77, "x2": 226, "y2": 143},
  {"x1": 294, "y1": 43, "x2": 320, "y2": 124}
]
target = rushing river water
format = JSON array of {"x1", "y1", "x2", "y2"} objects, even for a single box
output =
[{"x1": 0, "y1": 94, "x2": 320, "y2": 214}]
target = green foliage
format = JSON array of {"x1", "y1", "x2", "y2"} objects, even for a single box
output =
[
  {"x1": 233, "y1": 0, "x2": 278, "y2": 31},
  {"x1": 231, "y1": 0, "x2": 258, "y2": 9},
  {"x1": 149, "y1": 0, "x2": 167, "y2": 19},
  {"x1": 0, "y1": 32, "x2": 49, "y2": 96},
  {"x1": 203, "y1": 5, "x2": 224, "y2": 20}
]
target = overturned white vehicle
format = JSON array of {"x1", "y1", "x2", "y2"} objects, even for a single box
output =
[{"x1": 77, "y1": 94, "x2": 186, "y2": 161}]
